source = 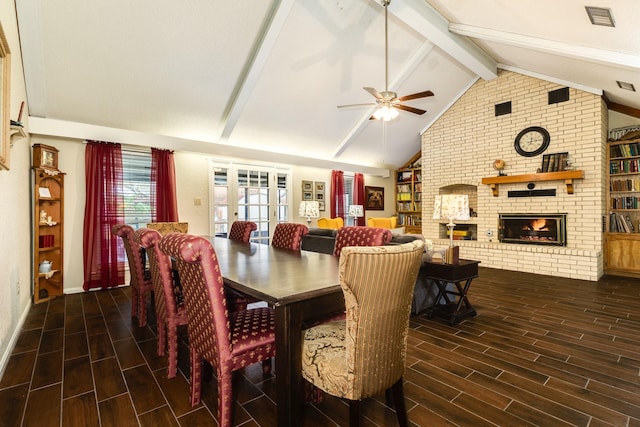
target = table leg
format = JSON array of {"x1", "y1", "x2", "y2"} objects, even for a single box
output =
[{"x1": 275, "y1": 303, "x2": 302, "y2": 427}]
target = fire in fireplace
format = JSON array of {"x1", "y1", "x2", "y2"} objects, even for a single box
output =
[{"x1": 499, "y1": 214, "x2": 567, "y2": 246}]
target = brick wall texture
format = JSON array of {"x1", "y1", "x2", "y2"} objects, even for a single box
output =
[{"x1": 421, "y1": 70, "x2": 606, "y2": 280}]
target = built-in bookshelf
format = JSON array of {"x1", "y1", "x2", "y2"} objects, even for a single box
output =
[
  {"x1": 605, "y1": 137, "x2": 640, "y2": 277},
  {"x1": 395, "y1": 152, "x2": 422, "y2": 234}
]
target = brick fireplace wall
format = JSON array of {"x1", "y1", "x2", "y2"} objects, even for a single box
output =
[{"x1": 421, "y1": 70, "x2": 607, "y2": 281}]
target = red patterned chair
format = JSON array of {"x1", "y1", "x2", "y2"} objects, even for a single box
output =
[
  {"x1": 158, "y1": 233, "x2": 276, "y2": 426},
  {"x1": 333, "y1": 226, "x2": 393, "y2": 258},
  {"x1": 134, "y1": 228, "x2": 187, "y2": 379},
  {"x1": 302, "y1": 240, "x2": 425, "y2": 426},
  {"x1": 228, "y1": 220, "x2": 257, "y2": 242},
  {"x1": 112, "y1": 224, "x2": 154, "y2": 328},
  {"x1": 271, "y1": 222, "x2": 309, "y2": 250}
]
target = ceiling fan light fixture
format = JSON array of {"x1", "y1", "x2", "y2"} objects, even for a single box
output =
[{"x1": 373, "y1": 105, "x2": 399, "y2": 121}]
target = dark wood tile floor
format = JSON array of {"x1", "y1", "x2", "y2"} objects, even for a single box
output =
[{"x1": 2, "y1": 267, "x2": 640, "y2": 426}]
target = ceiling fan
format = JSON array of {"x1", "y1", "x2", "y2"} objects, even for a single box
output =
[{"x1": 338, "y1": 0, "x2": 434, "y2": 121}]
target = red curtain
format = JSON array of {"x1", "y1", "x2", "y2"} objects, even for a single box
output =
[
  {"x1": 353, "y1": 173, "x2": 365, "y2": 226},
  {"x1": 330, "y1": 170, "x2": 345, "y2": 220},
  {"x1": 151, "y1": 148, "x2": 179, "y2": 221},
  {"x1": 83, "y1": 141, "x2": 125, "y2": 290}
]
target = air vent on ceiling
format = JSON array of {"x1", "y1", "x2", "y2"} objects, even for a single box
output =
[
  {"x1": 617, "y1": 81, "x2": 636, "y2": 92},
  {"x1": 585, "y1": 6, "x2": 615, "y2": 27}
]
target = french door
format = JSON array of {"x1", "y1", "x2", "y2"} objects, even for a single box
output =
[{"x1": 209, "y1": 160, "x2": 291, "y2": 244}]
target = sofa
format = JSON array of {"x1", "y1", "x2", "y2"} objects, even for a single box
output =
[{"x1": 301, "y1": 227, "x2": 439, "y2": 314}]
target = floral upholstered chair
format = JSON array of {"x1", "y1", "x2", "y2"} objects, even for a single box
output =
[
  {"x1": 302, "y1": 240, "x2": 424, "y2": 427},
  {"x1": 228, "y1": 220, "x2": 257, "y2": 242},
  {"x1": 333, "y1": 226, "x2": 393, "y2": 257},
  {"x1": 112, "y1": 224, "x2": 154, "y2": 327},
  {"x1": 146, "y1": 222, "x2": 189, "y2": 234},
  {"x1": 271, "y1": 222, "x2": 309, "y2": 250},
  {"x1": 158, "y1": 233, "x2": 276, "y2": 426},
  {"x1": 134, "y1": 228, "x2": 187, "y2": 379}
]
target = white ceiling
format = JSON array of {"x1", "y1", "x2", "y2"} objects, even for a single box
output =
[{"x1": 15, "y1": 0, "x2": 640, "y2": 173}]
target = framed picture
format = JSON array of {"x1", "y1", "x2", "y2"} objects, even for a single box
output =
[
  {"x1": 318, "y1": 201, "x2": 325, "y2": 211},
  {"x1": 365, "y1": 186, "x2": 384, "y2": 210},
  {"x1": 303, "y1": 191, "x2": 313, "y2": 201},
  {"x1": 314, "y1": 180, "x2": 325, "y2": 203},
  {"x1": 0, "y1": 24, "x2": 11, "y2": 170},
  {"x1": 302, "y1": 180, "x2": 313, "y2": 192}
]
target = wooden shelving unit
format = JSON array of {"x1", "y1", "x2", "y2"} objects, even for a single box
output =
[
  {"x1": 481, "y1": 170, "x2": 584, "y2": 196},
  {"x1": 395, "y1": 152, "x2": 422, "y2": 234},
  {"x1": 33, "y1": 144, "x2": 65, "y2": 303},
  {"x1": 604, "y1": 137, "x2": 640, "y2": 277}
]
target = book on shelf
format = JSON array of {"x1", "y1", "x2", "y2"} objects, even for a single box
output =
[{"x1": 609, "y1": 212, "x2": 639, "y2": 233}]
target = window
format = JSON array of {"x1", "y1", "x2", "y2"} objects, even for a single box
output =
[
  {"x1": 121, "y1": 149, "x2": 152, "y2": 229},
  {"x1": 343, "y1": 174, "x2": 355, "y2": 224}
]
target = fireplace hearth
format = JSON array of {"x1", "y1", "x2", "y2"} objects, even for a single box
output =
[{"x1": 499, "y1": 213, "x2": 567, "y2": 246}]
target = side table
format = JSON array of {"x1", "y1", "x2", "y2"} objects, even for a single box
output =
[{"x1": 421, "y1": 259, "x2": 480, "y2": 325}]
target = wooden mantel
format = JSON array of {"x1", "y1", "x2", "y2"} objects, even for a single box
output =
[{"x1": 481, "y1": 170, "x2": 585, "y2": 196}]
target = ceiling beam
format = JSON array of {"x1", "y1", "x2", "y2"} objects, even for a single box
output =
[
  {"x1": 449, "y1": 23, "x2": 640, "y2": 72},
  {"x1": 28, "y1": 117, "x2": 390, "y2": 176},
  {"x1": 220, "y1": 0, "x2": 295, "y2": 139},
  {"x1": 389, "y1": 0, "x2": 497, "y2": 81}
]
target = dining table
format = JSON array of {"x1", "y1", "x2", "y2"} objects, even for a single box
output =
[{"x1": 206, "y1": 236, "x2": 343, "y2": 427}]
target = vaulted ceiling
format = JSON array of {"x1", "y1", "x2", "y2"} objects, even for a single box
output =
[{"x1": 15, "y1": 0, "x2": 640, "y2": 174}]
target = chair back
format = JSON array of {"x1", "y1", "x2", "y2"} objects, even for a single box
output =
[
  {"x1": 366, "y1": 217, "x2": 397, "y2": 229},
  {"x1": 317, "y1": 217, "x2": 344, "y2": 230},
  {"x1": 340, "y1": 240, "x2": 424, "y2": 398},
  {"x1": 333, "y1": 226, "x2": 392, "y2": 257},
  {"x1": 228, "y1": 220, "x2": 257, "y2": 242},
  {"x1": 159, "y1": 233, "x2": 230, "y2": 368},
  {"x1": 111, "y1": 224, "x2": 147, "y2": 290},
  {"x1": 272, "y1": 223, "x2": 309, "y2": 250},
  {"x1": 134, "y1": 228, "x2": 183, "y2": 321},
  {"x1": 147, "y1": 222, "x2": 189, "y2": 234}
]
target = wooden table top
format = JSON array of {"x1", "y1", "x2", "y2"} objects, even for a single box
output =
[{"x1": 207, "y1": 236, "x2": 341, "y2": 305}]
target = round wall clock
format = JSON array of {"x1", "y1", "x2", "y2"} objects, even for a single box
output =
[{"x1": 514, "y1": 126, "x2": 550, "y2": 157}]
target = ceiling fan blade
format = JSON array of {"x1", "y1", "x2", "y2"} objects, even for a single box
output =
[
  {"x1": 337, "y1": 103, "x2": 376, "y2": 109},
  {"x1": 397, "y1": 90, "x2": 434, "y2": 102},
  {"x1": 363, "y1": 87, "x2": 383, "y2": 99},
  {"x1": 396, "y1": 104, "x2": 427, "y2": 115}
]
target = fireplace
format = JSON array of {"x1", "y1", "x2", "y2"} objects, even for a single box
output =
[{"x1": 499, "y1": 214, "x2": 567, "y2": 246}]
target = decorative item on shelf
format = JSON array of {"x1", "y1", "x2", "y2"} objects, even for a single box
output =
[
  {"x1": 433, "y1": 194, "x2": 470, "y2": 264},
  {"x1": 493, "y1": 159, "x2": 506, "y2": 176},
  {"x1": 348, "y1": 204, "x2": 364, "y2": 226},
  {"x1": 40, "y1": 209, "x2": 48, "y2": 223},
  {"x1": 298, "y1": 201, "x2": 320, "y2": 226}
]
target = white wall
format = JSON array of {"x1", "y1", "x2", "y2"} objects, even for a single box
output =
[{"x1": 0, "y1": 3, "x2": 35, "y2": 376}]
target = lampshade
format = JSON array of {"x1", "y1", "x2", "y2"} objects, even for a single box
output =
[
  {"x1": 348, "y1": 205, "x2": 364, "y2": 218},
  {"x1": 433, "y1": 195, "x2": 470, "y2": 221},
  {"x1": 299, "y1": 201, "x2": 320, "y2": 219},
  {"x1": 373, "y1": 104, "x2": 399, "y2": 121}
]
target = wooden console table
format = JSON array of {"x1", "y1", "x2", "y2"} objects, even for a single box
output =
[
  {"x1": 422, "y1": 259, "x2": 480, "y2": 325},
  {"x1": 481, "y1": 170, "x2": 584, "y2": 196}
]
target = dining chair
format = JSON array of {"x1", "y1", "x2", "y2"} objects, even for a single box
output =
[
  {"x1": 112, "y1": 224, "x2": 154, "y2": 328},
  {"x1": 134, "y1": 228, "x2": 187, "y2": 378},
  {"x1": 333, "y1": 225, "x2": 393, "y2": 257},
  {"x1": 158, "y1": 233, "x2": 276, "y2": 426},
  {"x1": 146, "y1": 221, "x2": 189, "y2": 234},
  {"x1": 301, "y1": 240, "x2": 425, "y2": 427},
  {"x1": 271, "y1": 222, "x2": 309, "y2": 250},
  {"x1": 228, "y1": 220, "x2": 257, "y2": 242}
]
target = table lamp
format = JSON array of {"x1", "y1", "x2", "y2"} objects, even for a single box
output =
[
  {"x1": 433, "y1": 194, "x2": 470, "y2": 263},
  {"x1": 348, "y1": 204, "x2": 364, "y2": 226},
  {"x1": 299, "y1": 201, "x2": 320, "y2": 226}
]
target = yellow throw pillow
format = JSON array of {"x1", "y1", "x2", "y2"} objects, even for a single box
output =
[{"x1": 317, "y1": 217, "x2": 344, "y2": 230}]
